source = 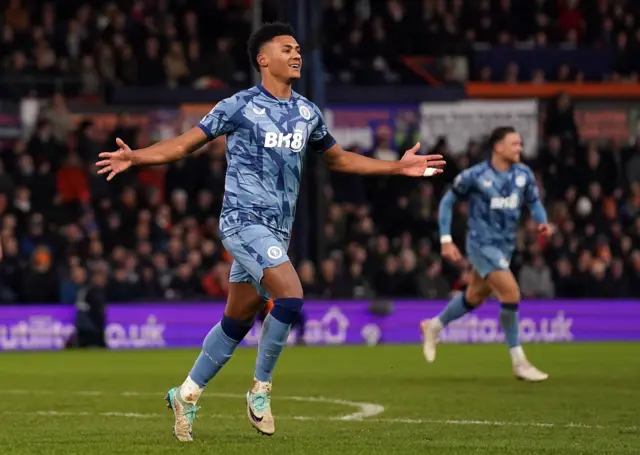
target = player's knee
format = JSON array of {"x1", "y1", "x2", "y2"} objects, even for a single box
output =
[
  {"x1": 464, "y1": 289, "x2": 486, "y2": 307},
  {"x1": 270, "y1": 297, "x2": 304, "y2": 325},
  {"x1": 224, "y1": 283, "x2": 264, "y2": 320},
  {"x1": 215, "y1": 315, "x2": 254, "y2": 344},
  {"x1": 262, "y1": 262, "x2": 304, "y2": 300},
  {"x1": 465, "y1": 284, "x2": 490, "y2": 307},
  {"x1": 272, "y1": 285, "x2": 304, "y2": 299},
  {"x1": 499, "y1": 286, "x2": 520, "y2": 304}
]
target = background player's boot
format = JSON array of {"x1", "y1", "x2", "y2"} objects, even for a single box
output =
[
  {"x1": 165, "y1": 386, "x2": 200, "y2": 442},
  {"x1": 420, "y1": 319, "x2": 441, "y2": 363},
  {"x1": 246, "y1": 379, "x2": 275, "y2": 436},
  {"x1": 513, "y1": 361, "x2": 549, "y2": 382}
]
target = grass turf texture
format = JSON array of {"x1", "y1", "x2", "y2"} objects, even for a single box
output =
[{"x1": 1, "y1": 344, "x2": 639, "y2": 454}]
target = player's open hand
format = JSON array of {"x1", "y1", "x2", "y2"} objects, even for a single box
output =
[
  {"x1": 537, "y1": 223, "x2": 554, "y2": 237},
  {"x1": 96, "y1": 138, "x2": 134, "y2": 181},
  {"x1": 399, "y1": 143, "x2": 446, "y2": 177},
  {"x1": 441, "y1": 242, "x2": 463, "y2": 263}
]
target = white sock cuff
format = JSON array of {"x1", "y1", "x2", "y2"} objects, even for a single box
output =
[
  {"x1": 180, "y1": 375, "x2": 204, "y2": 403},
  {"x1": 509, "y1": 346, "x2": 526, "y2": 364}
]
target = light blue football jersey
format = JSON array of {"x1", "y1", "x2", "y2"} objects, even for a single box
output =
[
  {"x1": 451, "y1": 161, "x2": 541, "y2": 252},
  {"x1": 198, "y1": 84, "x2": 335, "y2": 240}
]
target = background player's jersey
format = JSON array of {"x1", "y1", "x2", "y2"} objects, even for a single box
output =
[
  {"x1": 451, "y1": 161, "x2": 541, "y2": 252},
  {"x1": 198, "y1": 85, "x2": 335, "y2": 239}
]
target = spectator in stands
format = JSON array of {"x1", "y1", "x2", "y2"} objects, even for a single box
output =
[
  {"x1": 0, "y1": 1, "x2": 639, "y2": 305},
  {"x1": 297, "y1": 260, "x2": 322, "y2": 298},
  {"x1": 519, "y1": 254, "x2": 556, "y2": 298},
  {"x1": 416, "y1": 259, "x2": 449, "y2": 299},
  {"x1": 74, "y1": 263, "x2": 108, "y2": 348},
  {"x1": 21, "y1": 245, "x2": 58, "y2": 303}
]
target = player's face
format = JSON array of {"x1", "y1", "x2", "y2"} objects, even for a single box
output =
[
  {"x1": 261, "y1": 35, "x2": 302, "y2": 81},
  {"x1": 496, "y1": 132, "x2": 523, "y2": 163}
]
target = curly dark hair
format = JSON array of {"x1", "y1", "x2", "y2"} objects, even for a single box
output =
[{"x1": 247, "y1": 22, "x2": 296, "y2": 72}]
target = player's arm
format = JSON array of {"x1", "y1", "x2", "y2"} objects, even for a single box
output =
[
  {"x1": 438, "y1": 190, "x2": 463, "y2": 262},
  {"x1": 307, "y1": 103, "x2": 444, "y2": 177},
  {"x1": 97, "y1": 130, "x2": 208, "y2": 180},
  {"x1": 439, "y1": 171, "x2": 472, "y2": 263},
  {"x1": 97, "y1": 97, "x2": 238, "y2": 181},
  {"x1": 321, "y1": 142, "x2": 445, "y2": 177},
  {"x1": 524, "y1": 170, "x2": 553, "y2": 236},
  {"x1": 438, "y1": 190, "x2": 458, "y2": 245},
  {"x1": 133, "y1": 128, "x2": 209, "y2": 165}
]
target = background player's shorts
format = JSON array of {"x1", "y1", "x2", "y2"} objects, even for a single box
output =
[
  {"x1": 467, "y1": 245, "x2": 512, "y2": 279},
  {"x1": 221, "y1": 224, "x2": 290, "y2": 300}
]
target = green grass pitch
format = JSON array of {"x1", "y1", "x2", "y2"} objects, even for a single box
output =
[{"x1": 1, "y1": 343, "x2": 639, "y2": 454}]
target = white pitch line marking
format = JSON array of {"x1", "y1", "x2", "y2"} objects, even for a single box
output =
[
  {"x1": 6, "y1": 389, "x2": 384, "y2": 421},
  {"x1": 6, "y1": 390, "x2": 637, "y2": 432},
  {"x1": 9, "y1": 410, "x2": 638, "y2": 432}
]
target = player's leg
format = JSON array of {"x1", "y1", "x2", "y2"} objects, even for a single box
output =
[
  {"x1": 215, "y1": 225, "x2": 299, "y2": 436},
  {"x1": 246, "y1": 260, "x2": 303, "y2": 436},
  {"x1": 485, "y1": 269, "x2": 548, "y2": 382},
  {"x1": 166, "y1": 275, "x2": 264, "y2": 442},
  {"x1": 293, "y1": 309, "x2": 307, "y2": 345},
  {"x1": 421, "y1": 269, "x2": 492, "y2": 362},
  {"x1": 180, "y1": 279, "x2": 264, "y2": 400}
]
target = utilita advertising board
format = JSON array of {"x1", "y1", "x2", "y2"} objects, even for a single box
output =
[{"x1": 0, "y1": 301, "x2": 638, "y2": 351}]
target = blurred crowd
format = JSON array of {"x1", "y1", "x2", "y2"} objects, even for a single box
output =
[
  {"x1": 0, "y1": 91, "x2": 638, "y2": 304},
  {"x1": 0, "y1": 0, "x2": 268, "y2": 99},
  {"x1": 320, "y1": 93, "x2": 640, "y2": 300},
  {"x1": 325, "y1": 0, "x2": 640, "y2": 83},
  {"x1": 0, "y1": 0, "x2": 639, "y2": 304},
  {"x1": 3, "y1": 0, "x2": 640, "y2": 98},
  {"x1": 0, "y1": 92, "x2": 235, "y2": 303}
]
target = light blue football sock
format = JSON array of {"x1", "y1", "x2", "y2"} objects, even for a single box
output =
[
  {"x1": 500, "y1": 303, "x2": 520, "y2": 349},
  {"x1": 189, "y1": 316, "x2": 253, "y2": 387},
  {"x1": 437, "y1": 293, "x2": 475, "y2": 326},
  {"x1": 254, "y1": 298, "x2": 303, "y2": 382}
]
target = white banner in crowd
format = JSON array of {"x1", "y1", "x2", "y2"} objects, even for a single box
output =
[
  {"x1": 419, "y1": 100, "x2": 539, "y2": 158},
  {"x1": 323, "y1": 109, "x2": 376, "y2": 150}
]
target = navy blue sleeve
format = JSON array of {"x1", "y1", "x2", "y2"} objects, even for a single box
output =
[{"x1": 308, "y1": 104, "x2": 336, "y2": 153}]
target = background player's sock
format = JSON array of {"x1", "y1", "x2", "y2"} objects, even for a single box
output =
[
  {"x1": 499, "y1": 303, "x2": 526, "y2": 364},
  {"x1": 254, "y1": 297, "x2": 303, "y2": 382},
  {"x1": 181, "y1": 316, "x2": 253, "y2": 403},
  {"x1": 433, "y1": 293, "x2": 475, "y2": 329}
]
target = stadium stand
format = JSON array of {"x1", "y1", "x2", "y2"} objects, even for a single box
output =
[{"x1": 0, "y1": 0, "x2": 639, "y2": 304}]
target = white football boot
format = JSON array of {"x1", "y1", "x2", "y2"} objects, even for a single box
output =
[
  {"x1": 246, "y1": 379, "x2": 275, "y2": 436},
  {"x1": 420, "y1": 318, "x2": 442, "y2": 363}
]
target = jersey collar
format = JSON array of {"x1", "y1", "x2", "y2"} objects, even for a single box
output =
[
  {"x1": 486, "y1": 159, "x2": 511, "y2": 174},
  {"x1": 257, "y1": 83, "x2": 294, "y2": 103}
]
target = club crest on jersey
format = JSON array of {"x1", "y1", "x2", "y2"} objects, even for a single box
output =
[
  {"x1": 267, "y1": 246, "x2": 283, "y2": 259},
  {"x1": 299, "y1": 105, "x2": 311, "y2": 120},
  {"x1": 515, "y1": 175, "x2": 526, "y2": 188}
]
